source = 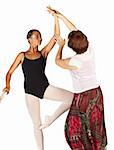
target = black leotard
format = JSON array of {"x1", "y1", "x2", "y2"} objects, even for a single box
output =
[{"x1": 22, "y1": 52, "x2": 49, "y2": 99}]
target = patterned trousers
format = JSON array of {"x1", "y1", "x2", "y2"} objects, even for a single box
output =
[{"x1": 65, "y1": 86, "x2": 107, "y2": 150}]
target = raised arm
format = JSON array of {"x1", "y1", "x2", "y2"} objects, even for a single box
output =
[
  {"x1": 58, "y1": 13, "x2": 77, "y2": 32},
  {"x1": 47, "y1": 6, "x2": 77, "y2": 32},
  {"x1": 41, "y1": 14, "x2": 60, "y2": 58},
  {"x1": 3, "y1": 52, "x2": 24, "y2": 93},
  {"x1": 55, "y1": 36, "x2": 79, "y2": 70}
]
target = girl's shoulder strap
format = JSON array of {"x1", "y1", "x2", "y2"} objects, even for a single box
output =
[{"x1": 20, "y1": 51, "x2": 26, "y2": 64}]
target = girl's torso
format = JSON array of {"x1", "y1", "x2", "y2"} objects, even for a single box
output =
[{"x1": 21, "y1": 51, "x2": 49, "y2": 98}]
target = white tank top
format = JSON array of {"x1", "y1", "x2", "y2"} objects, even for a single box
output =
[{"x1": 69, "y1": 46, "x2": 99, "y2": 93}]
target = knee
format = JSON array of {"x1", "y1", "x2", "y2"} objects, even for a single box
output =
[
  {"x1": 64, "y1": 99, "x2": 72, "y2": 107},
  {"x1": 33, "y1": 122, "x2": 41, "y2": 132}
]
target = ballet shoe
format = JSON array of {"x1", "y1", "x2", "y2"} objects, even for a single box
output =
[{"x1": 39, "y1": 116, "x2": 51, "y2": 130}]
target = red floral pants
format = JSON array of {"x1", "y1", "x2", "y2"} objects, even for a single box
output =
[{"x1": 65, "y1": 86, "x2": 107, "y2": 150}]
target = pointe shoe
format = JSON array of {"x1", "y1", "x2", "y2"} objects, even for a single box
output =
[{"x1": 39, "y1": 116, "x2": 51, "y2": 130}]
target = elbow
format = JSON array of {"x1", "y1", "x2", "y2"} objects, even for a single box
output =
[
  {"x1": 6, "y1": 71, "x2": 12, "y2": 78},
  {"x1": 55, "y1": 59, "x2": 64, "y2": 68},
  {"x1": 55, "y1": 59, "x2": 58, "y2": 65},
  {"x1": 55, "y1": 59, "x2": 60, "y2": 66}
]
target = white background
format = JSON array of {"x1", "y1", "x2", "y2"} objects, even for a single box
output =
[{"x1": 0, "y1": 0, "x2": 113, "y2": 150}]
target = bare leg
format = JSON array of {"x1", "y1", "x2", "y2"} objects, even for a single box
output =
[
  {"x1": 39, "y1": 85, "x2": 74, "y2": 129},
  {"x1": 25, "y1": 94, "x2": 44, "y2": 150}
]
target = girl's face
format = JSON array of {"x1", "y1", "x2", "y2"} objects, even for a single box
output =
[{"x1": 29, "y1": 31, "x2": 42, "y2": 48}]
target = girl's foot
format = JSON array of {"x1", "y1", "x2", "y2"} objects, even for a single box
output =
[{"x1": 39, "y1": 116, "x2": 51, "y2": 130}]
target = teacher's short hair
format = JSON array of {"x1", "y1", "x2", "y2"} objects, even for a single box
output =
[{"x1": 68, "y1": 30, "x2": 89, "y2": 54}]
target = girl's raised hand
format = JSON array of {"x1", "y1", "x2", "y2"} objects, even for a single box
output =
[
  {"x1": 47, "y1": 6, "x2": 61, "y2": 17},
  {"x1": 47, "y1": 6, "x2": 56, "y2": 16}
]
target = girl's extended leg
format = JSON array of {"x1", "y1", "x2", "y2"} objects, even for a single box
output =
[
  {"x1": 25, "y1": 94, "x2": 44, "y2": 150},
  {"x1": 40, "y1": 85, "x2": 74, "y2": 129}
]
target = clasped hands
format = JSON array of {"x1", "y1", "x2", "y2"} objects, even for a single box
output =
[{"x1": 47, "y1": 6, "x2": 65, "y2": 47}]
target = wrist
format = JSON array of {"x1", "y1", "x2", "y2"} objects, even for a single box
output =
[
  {"x1": 59, "y1": 44, "x2": 64, "y2": 48},
  {"x1": 6, "y1": 85, "x2": 10, "y2": 89}
]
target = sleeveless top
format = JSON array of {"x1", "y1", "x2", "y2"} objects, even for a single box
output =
[
  {"x1": 69, "y1": 46, "x2": 99, "y2": 93},
  {"x1": 22, "y1": 52, "x2": 49, "y2": 99}
]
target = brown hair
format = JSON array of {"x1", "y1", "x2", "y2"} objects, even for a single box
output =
[{"x1": 68, "y1": 30, "x2": 89, "y2": 54}]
